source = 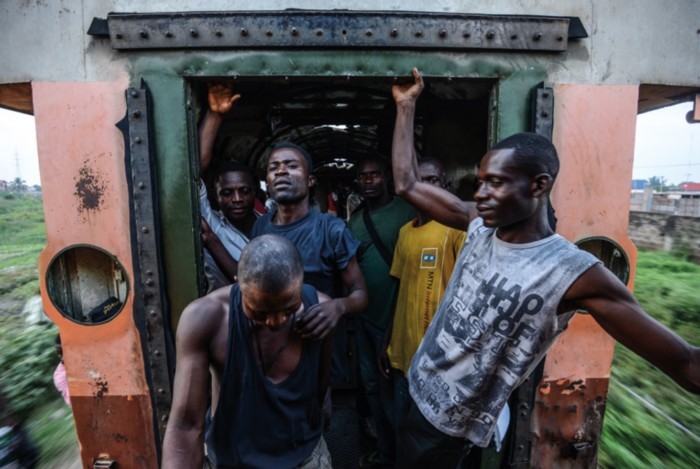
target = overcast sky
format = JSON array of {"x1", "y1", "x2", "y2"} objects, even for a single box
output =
[{"x1": 0, "y1": 101, "x2": 698, "y2": 187}]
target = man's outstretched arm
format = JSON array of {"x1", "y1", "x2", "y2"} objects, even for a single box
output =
[
  {"x1": 567, "y1": 264, "x2": 699, "y2": 393},
  {"x1": 392, "y1": 68, "x2": 474, "y2": 231},
  {"x1": 162, "y1": 298, "x2": 220, "y2": 467}
]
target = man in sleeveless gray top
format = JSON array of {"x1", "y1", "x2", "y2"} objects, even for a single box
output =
[{"x1": 391, "y1": 69, "x2": 700, "y2": 467}]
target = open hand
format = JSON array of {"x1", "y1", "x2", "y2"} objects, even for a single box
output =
[{"x1": 208, "y1": 83, "x2": 241, "y2": 114}]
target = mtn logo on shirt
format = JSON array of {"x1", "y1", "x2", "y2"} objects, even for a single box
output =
[{"x1": 420, "y1": 248, "x2": 438, "y2": 269}]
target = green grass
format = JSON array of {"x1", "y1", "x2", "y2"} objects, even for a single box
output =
[{"x1": 599, "y1": 250, "x2": 700, "y2": 468}]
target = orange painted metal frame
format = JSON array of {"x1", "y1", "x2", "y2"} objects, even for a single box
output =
[
  {"x1": 531, "y1": 83, "x2": 639, "y2": 467},
  {"x1": 33, "y1": 81, "x2": 158, "y2": 468}
]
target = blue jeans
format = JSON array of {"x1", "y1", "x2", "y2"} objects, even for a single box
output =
[{"x1": 356, "y1": 319, "x2": 395, "y2": 464}]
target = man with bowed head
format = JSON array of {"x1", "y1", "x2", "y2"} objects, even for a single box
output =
[
  {"x1": 163, "y1": 234, "x2": 334, "y2": 468},
  {"x1": 391, "y1": 68, "x2": 699, "y2": 467}
]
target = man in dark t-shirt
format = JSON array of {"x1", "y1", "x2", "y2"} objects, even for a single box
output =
[
  {"x1": 252, "y1": 143, "x2": 368, "y2": 389},
  {"x1": 163, "y1": 235, "x2": 334, "y2": 468}
]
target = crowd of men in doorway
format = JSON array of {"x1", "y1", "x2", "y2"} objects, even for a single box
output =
[{"x1": 162, "y1": 69, "x2": 699, "y2": 468}]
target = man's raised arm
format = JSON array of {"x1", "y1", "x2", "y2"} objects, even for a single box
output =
[
  {"x1": 199, "y1": 83, "x2": 241, "y2": 177},
  {"x1": 391, "y1": 68, "x2": 473, "y2": 231}
]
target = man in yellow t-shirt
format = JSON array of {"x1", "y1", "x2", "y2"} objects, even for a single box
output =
[{"x1": 384, "y1": 158, "x2": 468, "y2": 423}]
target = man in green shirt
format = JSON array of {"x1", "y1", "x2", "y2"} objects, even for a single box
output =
[{"x1": 348, "y1": 156, "x2": 415, "y2": 467}]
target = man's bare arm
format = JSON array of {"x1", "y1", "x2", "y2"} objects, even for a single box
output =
[
  {"x1": 296, "y1": 256, "x2": 368, "y2": 340},
  {"x1": 201, "y1": 217, "x2": 238, "y2": 282},
  {"x1": 392, "y1": 68, "x2": 473, "y2": 231},
  {"x1": 567, "y1": 264, "x2": 700, "y2": 393},
  {"x1": 162, "y1": 297, "x2": 223, "y2": 467},
  {"x1": 199, "y1": 84, "x2": 241, "y2": 177}
]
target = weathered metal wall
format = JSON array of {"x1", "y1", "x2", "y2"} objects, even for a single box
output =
[{"x1": 1, "y1": 1, "x2": 699, "y2": 86}]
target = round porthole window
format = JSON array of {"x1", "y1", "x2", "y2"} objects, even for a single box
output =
[
  {"x1": 46, "y1": 245, "x2": 129, "y2": 325},
  {"x1": 576, "y1": 237, "x2": 630, "y2": 285}
]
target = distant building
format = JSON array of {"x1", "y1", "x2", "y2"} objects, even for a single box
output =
[
  {"x1": 680, "y1": 181, "x2": 700, "y2": 191},
  {"x1": 630, "y1": 187, "x2": 700, "y2": 217},
  {"x1": 631, "y1": 179, "x2": 648, "y2": 190}
]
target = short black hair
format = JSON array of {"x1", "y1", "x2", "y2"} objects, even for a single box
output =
[
  {"x1": 270, "y1": 142, "x2": 314, "y2": 173},
  {"x1": 214, "y1": 161, "x2": 259, "y2": 189},
  {"x1": 355, "y1": 155, "x2": 390, "y2": 176},
  {"x1": 238, "y1": 235, "x2": 303, "y2": 292},
  {"x1": 492, "y1": 132, "x2": 560, "y2": 182}
]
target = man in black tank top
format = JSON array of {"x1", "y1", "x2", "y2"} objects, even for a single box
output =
[{"x1": 163, "y1": 235, "x2": 334, "y2": 468}]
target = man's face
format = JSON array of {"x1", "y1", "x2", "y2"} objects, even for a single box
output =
[
  {"x1": 356, "y1": 160, "x2": 389, "y2": 201},
  {"x1": 240, "y1": 279, "x2": 304, "y2": 331},
  {"x1": 266, "y1": 148, "x2": 314, "y2": 204},
  {"x1": 418, "y1": 162, "x2": 445, "y2": 188},
  {"x1": 215, "y1": 171, "x2": 256, "y2": 223},
  {"x1": 474, "y1": 149, "x2": 536, "y2": 228}
]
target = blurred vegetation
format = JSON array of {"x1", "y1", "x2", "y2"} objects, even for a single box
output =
[
  {"x1": 0, "y1": 194, "x2": 78, "y2": 467},
  {"x1": 599, "y1": 249, "x2": 700, "y2": 468}
]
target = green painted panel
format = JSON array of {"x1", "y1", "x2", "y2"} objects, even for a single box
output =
[
  {"x1": 131, "y1": 72, "x2": 199, "y2": 327},
  {"x1": 493, "y1": 70, "x2": 548, "y2": 142}
]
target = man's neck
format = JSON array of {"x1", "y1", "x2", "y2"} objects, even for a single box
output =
[
  {"x1": 365, "y1": 193, "x2": 393, "y2": 211},
  {"x1": 495, "y1": 212, "x2": 554, "y2": 244},
  {"x1": 273, "y1": 198, "x2": 310, "y2": 225},
  {"x1": 232, "y1": 214, "x2": 257, "y2": 238},
  {"x1": 415, "y1": 211, "x2": 431, "y2": 227}
]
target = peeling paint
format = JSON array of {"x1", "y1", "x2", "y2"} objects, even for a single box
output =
[{"x1": 74, "y1": 157, "x2": 109, "y2": 220}]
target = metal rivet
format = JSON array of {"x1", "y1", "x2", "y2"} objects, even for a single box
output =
[
  {"x1": 145, "y1": 279, "x2": 154, "y2": 286},
  {"x1": 415, "y1": 31, "x2": 423, "y2": 38},
  {"x1": 486, "y1": 31, "x2": 495, "y2": 39},
  {"x1": 316, "y1": 29, "x2": 323, "y2": 37},
  {"x1": 291, "y1": 28, "x2": 298, "y2": 36},
  {"x1": 165, "y1": 31, "x2": 173, "y2": 38},
  {"x1": 158, "y1": 388, "x2": 165, "y2": 394},
  {"x1": 266, "y1": 30, "x2": 273, "y2": 37},
  {"x1": 132, "y1": 110, "x2": 141, "y2": 118},
  {"x1": 137, "y1": 182, "x2": 145, "y2": 189},
  {"x1": 190, "y1": 29, "x2": 198, "y2": 37},
  {"x1": 542, "y1": 92, "x2": 550, "y2": 98},
  {"x1": 541, "y1": 110, "x2": 550, "y2": 117},
  {"x1": 365, "y1": 29, "x2": 373, "y2": 37},
  {"x1": 517, "y1": 445, "x2": 524, "y2": 451},
  {"x1": 154, "y1": 350, "x2": 161, "y2": 357},
  {"x1": 557, "y1": 35, "x2": 564, "y2": 41},
  {"x1": 341, "y1": 29, "x2": 347, "y2": 35},
  {"x1": 520, "y1": 411, "x2": 527, "y2": 417},
  {"x1": 463, "y1": 31, "x2": 471, "y2": 38},
  {"x1": 115, "y1": 33, "x2": 123, "y2": 39},
  {"x1": 439, "y1": 29, "x2": 447, "y2": 38},
  {"x1": 161, "y1": 414, "x2": 168, "y2": 422},
  {"x1": 146, "y1": 270, "x2": 153, "y2": 276},
  {"x1": 139, "y1": 30, "x2": 148, "y2": 39},
  {"x1": 533, "y1": 32, "x2": 542, "y2": 41},
  {"x1": 240, "y1": 28, "x2": 248, "y2": 37},
  {"x1": 141, "y1": 226, "x2": 149, "y2": 233},
  {"x1": 284, "y1": 76, "x2": 289, "y2": 81},
  {"x1": 511, "y1": 34, "x2": 518, "y2": 40},
  {"x1": 130, "y1": 91, "x2": 139, "y2": 98},
  {"x1": 135, "y1": 137, "x2": 142, "y2": 144},
  {"x1": 390, "y1": 29, "x2": 398, "y2": 37},
  {"x1": 149, "y1": 310, "x2": 157, "y2": 317},
  {"x1": 214, "y1": 30, "x2": 223, "y2": 37}
]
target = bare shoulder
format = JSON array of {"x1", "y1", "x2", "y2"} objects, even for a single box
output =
[{"x1": 177, "y1": 285, "x2": 231, "y2": 344}]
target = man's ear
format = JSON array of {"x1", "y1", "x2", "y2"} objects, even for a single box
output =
[
  {"x1": 531, "y1": 173, "x2": 553, "y2": 197},
  {"x1": 308, "y1": 174, "x2": 317, "y2": 188}
]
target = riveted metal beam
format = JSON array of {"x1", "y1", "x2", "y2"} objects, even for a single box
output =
[
  {"x1": 94, "y1": 11, "x2": 578, "y2": 52},
  {"x1": 119, "y1": 81, "x2": 173, "y2": 452},
  {"x1": 533, "y1": 86, "x2": 554, "y2": 140}
]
